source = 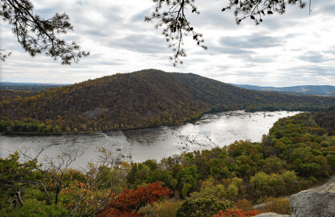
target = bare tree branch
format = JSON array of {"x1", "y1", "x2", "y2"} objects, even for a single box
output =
[
  {"x1": 147, "y1": 0, "x2": 309, "y2": 66},
  {"x1": 0, "y1": 0, "x2": 90, "y2": 64}
]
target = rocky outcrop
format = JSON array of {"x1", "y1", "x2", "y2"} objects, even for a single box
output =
[
  {"x1": 253, "y1": 177, "x2": 335, "y2": 217},
  {"x1": 254, "y1": 213, "x2": 289, "y2": 217},
  {"x1": 289, "y1": 177, "x2": 335, "y2": 217}
]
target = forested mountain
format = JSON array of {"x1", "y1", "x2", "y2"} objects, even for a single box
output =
[
  {"x1": 229, "y1": 83, "x2": 335, "y2": 96},
  {"x1": 1, "y1": 69, "x2": 335, "y2": 134}
]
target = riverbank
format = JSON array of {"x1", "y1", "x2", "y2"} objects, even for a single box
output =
[
  {"x1": 1, "y1": 109, "x2": 308, "y2": 136},
  {"x1": 1, "y1": 110, "x2": 302, "y2": 166}
]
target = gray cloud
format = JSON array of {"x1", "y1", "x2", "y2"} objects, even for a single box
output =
[
  {"x1": 96, "y1": 61, "x2": 124, "y2": 66},
  {"x1": 109, "y1": 35, "x2": 170, "y2": 54},
  {"x1": 298, "y1": 51, "x2": 332, "y2": 63},
  {"x1": 65, "y1": 4, "x2": 124, "y2": 38},
  {"x1": 186, "y1": 9, "x2": 239, "y2": 30},
  {"x1": 1, "y1": 0, "x2": 334, "y2": 86},
  {"x1": 131, "y1": 8, "x2": 153, "y2": 22},
  {"x1": 280, "y1": 65, "x2": 335, "y2": 77},
  {"x1": 324, "y1": 47, "x2": 335, "y2": 56},
  {"x1": 220, "y1": 70, "x2": 269, "y2": 77},
  {"x1": 204, "y1": 46, "x2": 257, "y2": 55},
  {"x1": 227, "y1": 53, "x2": 275, "y2": 63},
  {"x1": 219, "y1": 34, "x2": 285, "y2": 49},
  {"x1": 35, "y1": 8, "x2": 59, "y2": 19}
]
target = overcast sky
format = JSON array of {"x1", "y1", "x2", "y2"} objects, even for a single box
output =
[{"x1": 1, "y1": 0, "x2": 334, "y2": 87}]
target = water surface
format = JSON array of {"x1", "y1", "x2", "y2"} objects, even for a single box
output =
[{"x1": 0, "y1": 110, "x2": 301, "y2": 169}]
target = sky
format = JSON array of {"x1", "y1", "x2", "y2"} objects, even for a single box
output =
[{"x1": 0, "y1": 0, "x2": 335, "y2": 87}]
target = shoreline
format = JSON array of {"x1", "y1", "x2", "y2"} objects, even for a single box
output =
[{"x1": 0, "y1": 109, "x2": 304, "y2": 137}]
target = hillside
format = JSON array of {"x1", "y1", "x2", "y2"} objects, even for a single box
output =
[
  {"x1": 0, "y1": 89, "x2": 36, "y2": 102},
  {"x1": 314, "y1": 106, "x2": 335, "y2": 136},
  {"x1": 229, "y1": 83, "x2": 335, "y2": 96},
  {"x1": 1, "y1": 69, "x2": 335, "y2": 134}
]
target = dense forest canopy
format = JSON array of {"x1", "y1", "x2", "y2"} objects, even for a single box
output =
[{"x1": 1, "y1": 69, "x2": 334, "y2": 134}]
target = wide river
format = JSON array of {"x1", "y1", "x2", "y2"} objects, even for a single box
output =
[{"x1": 1, "y1": 110, "x2": 301, "y2": 169}]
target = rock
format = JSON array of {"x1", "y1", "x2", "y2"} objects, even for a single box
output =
[
  {"x1": 254, "y1": 213, "x2": 289, "y2": 217},
  {"x1": 289, "y1": 178, "x2": 335, "y2": 217}
]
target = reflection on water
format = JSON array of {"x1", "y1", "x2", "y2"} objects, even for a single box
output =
[{"x1": 0, "y1": 110, "x2": 301, "y2": 169}]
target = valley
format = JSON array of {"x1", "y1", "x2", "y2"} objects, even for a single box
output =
[
  {"x1": 1, "y1": 70, "x2": 335, "y2": 217},
  {"x1": 1, "y1": 69, "x2": 334, "y2": 135},
  {"x1": 1, "y1": 110, "x2": 301, "y2": 168}
]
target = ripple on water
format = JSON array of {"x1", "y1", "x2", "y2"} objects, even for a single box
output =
[{"x1": 0, "y1": 110, "x2": 302, "y2": 168}]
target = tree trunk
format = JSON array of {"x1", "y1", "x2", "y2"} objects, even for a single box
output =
[{"x1": 16, "y1": 190, "x2": 24, "y2": 207}]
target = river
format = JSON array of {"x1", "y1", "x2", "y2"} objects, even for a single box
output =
[{"x1": 0, "y1": 110, "x2": 301, "y2": 169}]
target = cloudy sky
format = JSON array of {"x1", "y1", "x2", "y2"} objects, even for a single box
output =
[{"x1": 1, "y1": 0, "x2": 334, "y2": 87}]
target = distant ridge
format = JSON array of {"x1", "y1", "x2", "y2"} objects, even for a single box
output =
[
  {"x1": 1, "y1": 69, "x2": 335, "y2": 134},
  {"x1": 0, "y1": 82, "x2": 70, "y2": 92},
  {"x1": 229, "y1": 83, "x2": 335, "y2": 96},
  {"x1": 0, "y1": 82, "x2": 71, "y2": 85}
]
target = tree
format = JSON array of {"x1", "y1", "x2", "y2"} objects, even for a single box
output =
[
  {"x1": 0, "y1": 0, "x2": 313, "y2": 66},
  {"x1": 146, "y1": 0, "x2": 309, "y2": 66},
  {"x1": 0, "y1": 146, "x2": 126, "y2": 217},
  {"x1": 97, "y1": 181, "x2": 173, "y2": 217},
  {"x1": 175, "y1": 196, "x2": 233, "y2": 217},
  {"x1": 0, "y1": 0, "x2": 89, "y2": 64}
]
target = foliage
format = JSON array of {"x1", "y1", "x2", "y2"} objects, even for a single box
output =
[
  {"x1": 233, "y1": 199, "x2": 253, "y2": 211},
  {"x1": 139, "y1": 199, "x2": 183, "y2": 217},
  {"x1": 314, "y1": 106, "x2": 335, "y2": 136},
  {"x1": 212, "y1": 209, "x2": 260, "y2": 217},
  {"x1": 0, "y1": 151, "x2": 49, "y2": 212},
  {"x1": 153, "y1": 199, "x2": 183, "y2": 217},
  {"x1": 250, "y1": 172, "x2": 285, "y2": 190},
  {"x1": 1, "y1": 108, "x2": 334, "y2": 216},
  {"x1": 190, "y1": 184, "x2": 226, "y2": 200},
  {"x1": 0, "y1": 146, "x2": 124, "y2": 217},
  {"x1": 176, "y1": 196, "x2": 233, "y2": 217},
  {"x1": 1, "y1": 70, "x2": 334, "y2": 134},
  {"x1": 0, "y1": 0, "x2": 89, "y2": 64},
  {"x1": 124, "y1": 108, "x2": 335, "y2": 204},
  {"x1": 256, "y1": 197, "x2": 292, "y2": 214},
  {"x1": 97, "y1": 181, "x2": 173, "y2": 217},
  {"x1": 0, "y1": 199, "x2": 70, "y2": 217},
  {"x1": 147, "y1": 0, "x2": 308, "y2": 66},
  {"x1": 0, "y1": 90, "x2": 36, "y2": 103}
]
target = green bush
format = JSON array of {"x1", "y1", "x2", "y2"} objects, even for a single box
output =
[
  {"x1": 176, "y1": 196, "x2": 232, "y2": 217},
  {"x1": 190, "y1": 184, "x2": 226, "y2": 200},
  {"x1": 0, "y1": 199, "x2": 70, "y2": 217}
]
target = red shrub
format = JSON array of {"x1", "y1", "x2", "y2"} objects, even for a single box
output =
[{"x1": 98, "y1": 181, "x2": 173, "y2": 217}]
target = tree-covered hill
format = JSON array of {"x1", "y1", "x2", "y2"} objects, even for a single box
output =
[{"x1": 1, "y1": 69, "x2": 335, "y2": 134}]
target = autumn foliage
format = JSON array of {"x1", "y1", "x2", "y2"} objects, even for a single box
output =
[
  {"x1": 1, "y1": 69, "x2": 334, "y2": 134},
  {"x1": 97, "y1": 181, "x2": 173, "y2": 217},
  {"x1": 212, "y1": 209, "x2": 260, "y2": 217},
  {"x1": 257, "y1": 197, "x2": 292, "y2": 214}
]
